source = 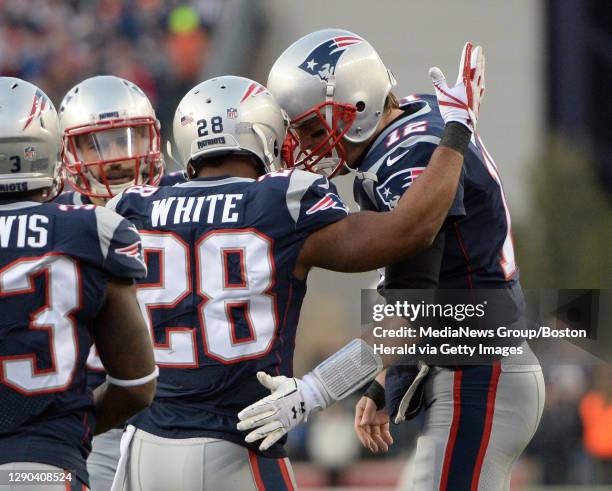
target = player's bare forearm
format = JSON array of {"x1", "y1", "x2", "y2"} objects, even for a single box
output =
[
  {"x1": 93, "y1": 380, "x2": 156, "y2": 434},
  {"x1": 92, "y1": 277, "x2": 157, "y2": 433},
  {"x1": 297, "y1": 131, "x2": 465, "y2": 275},
  {"x1": 93, "y1": 278, "x2": 156, "y2": 379}
]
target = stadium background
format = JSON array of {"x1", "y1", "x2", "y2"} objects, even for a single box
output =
[{"x1": 1, "y1": 0, "x2": 610, "y2": 489}]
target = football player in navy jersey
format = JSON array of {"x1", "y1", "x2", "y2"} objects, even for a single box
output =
[
  {"x1": 266, "y1": 30, "x2": 544, "y2": 490},
  {"x1": 55, "y1": 75, "x2": 184, "y2": 491},
  {"x1": 107, "y1": 73, "x2": 472, "y2": 491},
  {"x1": 0, "y1": 78, "x2": 157, "y2": 491}
]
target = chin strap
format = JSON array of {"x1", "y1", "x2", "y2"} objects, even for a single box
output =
[
  {"x1": 324, "y1": 76, "x2": 342, "y2": 165},
  {"x1": 166, "y1": 140, "x2": 184, "y2": 169},
  {"x1": 343, "y1": 162, "x2": 379, "y2": 182},
  {"x1": 252, "y1": 123, "x2": 275, "y2": 170},
  {"x1": 325, "y1": 76, "x2": 335, "y2": 126}
]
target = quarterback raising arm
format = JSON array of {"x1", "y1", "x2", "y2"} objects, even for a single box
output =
[{"x1": 238, "y1": 41, "x2": 486, "y2": 450}]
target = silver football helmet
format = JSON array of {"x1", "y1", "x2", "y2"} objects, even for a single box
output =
[
  {"x1": 0, "y1": 77, "x2": 62, "y2": 199},
  {"x1": 267, "y1": 28, "x2": 396, "y2": 176},
  {"x1": 172, "y1": 76, "x2": 288, "y2": 175},
  {"x1": 59, "y1": 75, "x2": 163, "y2": 198}
]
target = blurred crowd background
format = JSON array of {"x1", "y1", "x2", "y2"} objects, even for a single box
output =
[{"x1": 1, "y1": 0, "x2": 610, "y2": 489}]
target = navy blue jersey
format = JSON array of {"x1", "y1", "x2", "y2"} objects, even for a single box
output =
[
  {"x1": 54, "y1": 175, "x2": 185, "y2": 393},
  {"x1": 108, "y1": 170, "x2": 348, "y2": 457},
  {"x1": 353, "y1": 94, "x2": 521, "y2": 293},
  {"x1": 54, "y1": 170, "x2": 186, "y2": 206},
  {"x1": 54, "y1": 190, "x2": 93, "y2": 206},
  {"x1": 0, "y1": 200, "x2": 146, "y2": 485},
  {"x1": 159, "y1": 170, "x2": 186, "y2": 186}
]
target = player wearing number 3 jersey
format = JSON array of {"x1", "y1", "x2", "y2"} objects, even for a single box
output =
[
  {"x1": 107, "y1": 75, "x2": 470, "y2": 491},
  {"x1": 0, "y1": 78, "x2": 157, "y2": 491}
]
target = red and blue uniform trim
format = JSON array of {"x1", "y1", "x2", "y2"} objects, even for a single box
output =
[{"x1": 439, "y1": 362, "x2": 502, "y2": 491}]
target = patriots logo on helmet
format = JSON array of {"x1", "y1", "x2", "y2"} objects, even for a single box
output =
[
  {"x1": 298, "y1": 36, "x2": 362, "y2": 81},
  {"x1": 240, "y1": 82, "x2": 265, "y2": 103},
  {"x1": 22, "y1": 89, "x2": 48, "y2": 131}
]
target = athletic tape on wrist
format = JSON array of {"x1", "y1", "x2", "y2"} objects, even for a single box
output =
[
  {"x1": 440, "y1": 122, "x2": 471, "y2": 155},
  {"x1": 106, "y1": 366, "x2": 159, "y2": 387},
  {"x1": 310, "y1": 339, "x2": 383, "y2": 403},
  {"x1": 364, "y1": 380, "x2": 386, "y2": 410}
]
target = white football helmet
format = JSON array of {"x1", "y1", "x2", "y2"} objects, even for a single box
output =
[
  {"x1": 59, "y1": 75, "x2": 163, "y2": 198},
  {"x1": 172, "y1": 76, "x2": 288, "y2": 175},
  {"x1": 0, "y1": 77, "x2": 62, "y2": 200},
  {"x1": 267, "y1": 28, "x2": 396, "y2": 177}
]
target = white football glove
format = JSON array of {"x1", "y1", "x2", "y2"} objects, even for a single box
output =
[
  {"x1": 429, "y1": 41, "x2": 485, "y2": 131},
  {"x1": 237, "y1": 371, "x2": 328, "y2": 451}
]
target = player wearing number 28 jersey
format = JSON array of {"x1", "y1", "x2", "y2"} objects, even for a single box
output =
[{"x1": 108, "y1": 75, "x2": 472, "y2": 491}]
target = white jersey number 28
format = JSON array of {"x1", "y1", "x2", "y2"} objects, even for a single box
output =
[{"x1": 137, "y1": 229, "x2": 277, "y2": 366}]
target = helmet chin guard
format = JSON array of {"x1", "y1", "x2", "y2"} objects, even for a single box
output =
[
  {"x1": 62, "y1": 116, "x2": 162, "y2": 199},
  {"x1": 282, "y1": 101, "x2": 356, "y2": 178}
]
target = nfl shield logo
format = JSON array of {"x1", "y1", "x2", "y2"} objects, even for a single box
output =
[
  {"x1": 24, "y1": 146, "x2": 36, "y2": 160},
  {"x1": 227, "y1": 107, "x2": 238, "y2": 119}
]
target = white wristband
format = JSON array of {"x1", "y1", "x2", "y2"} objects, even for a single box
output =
[{"x1": 106, "y1": 366, "x2": 159, "y2": 387}]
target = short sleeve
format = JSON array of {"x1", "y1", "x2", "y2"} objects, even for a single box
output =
[
  {"x1": 94, "y1": 206, "x2": 147, "y2": 279},
  {"x1": 284, "y1": 169, "x2": 349, "y2": 237},
  {"x1": 370, "y1": 142, "x2": 465, "y2": 218}
]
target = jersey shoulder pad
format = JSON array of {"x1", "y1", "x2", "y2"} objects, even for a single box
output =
[
  {"x1": 256, "y1": 169, "x2": 348, "y2": 235},
  {"x1": 107, "y1": 185, "x2": 160, "y2": 215},
  {"x1": 54, "y1": 191, "x2": 92, "y2": 205},
  {"x1": 285, "y1": 169, "x2": 348, "y2": 235},
  {"x1": 92, "y1": 206, "x2": 147, "y2": 279}
]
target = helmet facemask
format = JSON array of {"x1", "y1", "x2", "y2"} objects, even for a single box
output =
[
  {"x1": 283, "y1": 101, "x2": 356, "y2": 178},
  {"x1": 62, "y1": 117, "x2": 163, "y2": 198}
]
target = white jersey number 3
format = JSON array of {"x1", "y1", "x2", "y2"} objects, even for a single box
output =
[{"x1": 0, "y1": 255, "x2": 79, "y2": 394}]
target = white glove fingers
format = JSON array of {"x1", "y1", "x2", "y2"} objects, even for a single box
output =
[
  {"x1": 428, "y1": 67, "x2": 446, "y2": 85},
  {"x1": 472, "y1": 47, "x2": 485, "y2": 119},
  {"x1": 259, "y1": 428, "x2": 287, "y2": 451},
  {"x1": 237, "y1": 408, "x2": 279, "y2": 431},
  {"x1": 238, "y1": 395, "x2": 278, "y2": 420},
  {"x1": 461, "y1": 42, "x2": 474, "y2": 113},
  {"x1": 256, "y1": 371, "x2": 283, "y2": 390},
  {"x1": 479, "y1": 53, "x2": 486, "y2": 105},
  {"x1": 244, "y1": 420, "x2": 284, "y2": 444},
  {"x1": 456, "y1": 41, "x2": 471, "y2": 85}
]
